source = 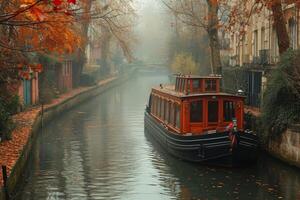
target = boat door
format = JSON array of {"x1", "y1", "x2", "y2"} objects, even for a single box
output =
[
  {"x1": 188, "y1": 99, "x2": 204, "y2": 133},
  {"x1": 207, "y1": 100, "x2": 219, "y2": 128}
]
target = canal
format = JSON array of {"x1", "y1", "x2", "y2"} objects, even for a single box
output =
[{"x1": 16, "y1": 73, "x2": 300, "y2": 200}]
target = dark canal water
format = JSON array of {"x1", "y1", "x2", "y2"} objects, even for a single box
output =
[{"x1": 16, "y1": 74, "x2": 300, "y2": 200}]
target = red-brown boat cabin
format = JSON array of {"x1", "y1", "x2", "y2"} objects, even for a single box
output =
[{"x1": 149, "y1": 75, "x2": 245, "y2": 135}]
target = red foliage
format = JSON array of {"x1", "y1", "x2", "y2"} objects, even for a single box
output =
[{"x1": 53, "y1": 0, "x2": 63, "y2": 6}]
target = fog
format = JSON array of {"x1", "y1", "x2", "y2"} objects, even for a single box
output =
[{"x1": 134, "y1": 0, "x2": 173, "y2": 66}]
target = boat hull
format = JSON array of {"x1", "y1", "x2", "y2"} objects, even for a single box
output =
[{"x1": 144, "y1": 112, "x2": 258, "y2": 167}]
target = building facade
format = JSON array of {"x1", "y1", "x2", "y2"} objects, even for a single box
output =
[
  {"x1": 228, "y1": 3, "x2": 299, "y2": 107},
  {"x1": 56, "y1": 60, "x2": 73, "y2": 92}
]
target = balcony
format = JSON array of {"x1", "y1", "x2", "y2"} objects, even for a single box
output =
[
  {"x1": 251, "y1": 49, "x2": 270, "y2": 65},
  {"x1": 259, "y1": 49, "x2": 270, "y2": 65},
  {"x1": 252, "y1": 56, "x2": 260, "y2": 64},
  {"x1": 229, "y1": 55, "x2": 238, "y2": 66}
]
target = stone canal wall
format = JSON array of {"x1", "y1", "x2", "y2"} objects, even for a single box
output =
[
  {"x1": 0, "y1": 69, "x2": 136, "y2": 200},
  {"x1": 267, "y1": 124, "x2": 300, "y2": 168},
  {"x1": 245, "y1": 107, "x2": 300, "y2": 168}
]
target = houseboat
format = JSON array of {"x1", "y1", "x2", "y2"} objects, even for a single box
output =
[{"x1": 144, "y1": 75, "x2": 258, "y2": 166}]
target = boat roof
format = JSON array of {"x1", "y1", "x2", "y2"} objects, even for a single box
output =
[
  {"x1": 174, "y1": 75, "x2": 222, "y2": 79},
  {"x1": 152, "y1": 85, "x2": 245, "y2": 99}
]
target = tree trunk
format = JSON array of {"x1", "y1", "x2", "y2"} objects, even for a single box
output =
[
  {"x1": 72, "y1": 0, "x2": 92, "y2": 88},
  {"x1": 100, "y1": 26, "x2": 112, "y2": 76},
  {"x1": 271, "y1": 1, "x2": 290, "y2": 55},
  {"x1": 206, "y1": 0, "x2": 222, "y2": 75},
  {"x1": 72, "y1": 49, "x2": 86, "y2": 87}
]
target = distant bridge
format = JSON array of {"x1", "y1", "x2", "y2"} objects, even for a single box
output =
[{"x1": 129, "y1": 63, "x2": 167, "y2": 68}]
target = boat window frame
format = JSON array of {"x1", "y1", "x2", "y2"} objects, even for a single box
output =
[
  {"x1": 192, "y1": 79, "x2": 201, "y2": 93},
  {"x1": 180, "y1": 79, "x2": 185, "y2": 92},
  {"x1": 174, "y1": 103, "x2": 181, "y2": 129},
  {"x1": 170, "y1": 102, "x2": 175, "y2": 125},
  {"x1": 223, "y1": 100, "x2": 236, "y2": 122},
  {"x1": 189, "y1": 99, "x2": 203, "y2": 123},
  {"x1": 177, "y1": 78, "x2": 181, "y2": 92},
  {"x1": 168, "y1": 101, "x2": 172, "y2": 124},
  {"x1": 207, "y1": 100, "x2": 219, "y2": 123},
  {"x1": 187, "y1": 79, "x2": 191, "y2": 94},
  {"x1": 161, "y1": 98, "x2": 165, "y2": 120},
  {"x1": 175, "y1": 78, "x2": 180, "y2": 91},
  {"x1": 157, "y1": 97, "x2": 161, "y2": 118},
  {"x1": 164, "y1": 99, "x2": 169, "y2": 123},
  {"x1": 150, "y1": 94, "x2": 154, "y2": 114},
  {"x1": 205, "y1": 79, "x2": 217, "y2": 92},
  {"x1": 153, "y1": 95, "x2": 157, "y2": 116}
]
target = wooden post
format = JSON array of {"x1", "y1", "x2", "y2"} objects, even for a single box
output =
[
  {"x1": 41, "y1": 103, "x2": 44, "y2": 130},
  {"x1": 2, "y1": 165, "x2": 10, "y2": 200}
]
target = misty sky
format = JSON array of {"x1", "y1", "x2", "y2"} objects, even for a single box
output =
[{"x1": 134, "y1": 0, "x2": 173, "y2": 65}]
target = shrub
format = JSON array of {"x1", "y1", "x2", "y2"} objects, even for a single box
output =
[
  {"x1": 171, "y1": 53, "x2": 199, "y2": 74},
  {"x1": 80, "y1": 73, "x2": 96, "y2": 86},
  {"x1": 262, "y1": 49, "x2": 300, "y2": 137},
  {"x1": 0, "y1": 97, "x2": 16, "y2": 141},
  {"x1": 6, "y1": 95, "x2": 20, "y2": 115}
]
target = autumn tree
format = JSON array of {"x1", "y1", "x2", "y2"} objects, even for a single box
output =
[
  {"x1": 72, "y1": 0, "x2": 135, "y2": 85},
  {"x1": 163, "y1": 0, "x2": 227, "y2": 75},
  {"x1": 171, "y1": 52, "x2": 198, "y2": 74},
  {"x1": 227, "y1": 0, "x2": 291, "y2": 55},
  {"x1": 0, "y1": 0, "x2": 135, "y2": 87},
  {"x1": 0, "y1": 0, "x2": 135, "y2": 140},
  {"x1": 168, "y1": 18, "x2": 210, "y2": 75}
]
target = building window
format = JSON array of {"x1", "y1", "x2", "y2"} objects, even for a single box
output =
[
  {"x1": 271, "y1": 27, "x2": 279, "y2": 63},
  {"x1": 205, "y1": 80, "x2": 216, "y2": 91},
  {"x1": 289, "y1": 18, "x2": 297, "y2": 50},
  {"x1": 208, "y1": 101, "x2": 219, "y2": 123},
  {"x1": 254, "y1": 30, "x2": 258, "y2": 57},
  {"x1": 261, "y1": 27, "x2": 265, "y2": 49},
  {"x1": 175, "y1": 104, "x2": 181, "y2": 129},
  {"x1": 223, "y1": 100, "x2": 235, "y2": 122},
  {"x1": 190, "y1": 100, "x2": 203, "y2": 122}
]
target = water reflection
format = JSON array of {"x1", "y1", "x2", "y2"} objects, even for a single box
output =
[{"x1": 17, "y1": 74, "x2": 300, "y2": 200}]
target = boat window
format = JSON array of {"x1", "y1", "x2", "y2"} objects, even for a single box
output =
[
  {"x1": 168, "y1": 101, "x2": 172, "y2": 124},
  {"x1": 157, "y1": 97, "x2": 161, "y2": 117},
  {"x1": 177, "y1": 79, "x2": 181, "y2": 92},
  {"x1": 192, "y1": 79, "x2": 201, "y2": 91},
  {"x1": 223, "y1": 100, "x2": 236, "y2": 121},
  {"x1": 180, "y1": 79, "x2": 186, "y2": 92},
  {"x1": 190, "y1": 100, "x2": 203, "y2": 122},
  {"x1": 187, "y1": 79, "x2": 191, "y2": 93},
  {"x1": 153, "y1": 96, "x2": 157, "y2": 115},
  {"x1": 150, "y1": 95, "x2": 154, "y2": 113},
  {"x1": 175, "y1": 104, "x2": 181, "y2": 129},
  {"x1": 175, "y1": 78, "x2": 180, "y2": 91},
  {"x1": 161, "y1": 98, "x2": 165, "y2": 120},
  {"x1": 165, "y1": 100, "x2": 169, "y2": 123},
  {"x1": 205, "y1": 80, "x2": 217, "y2": 91},
  {"x1": 170, "y1": 103, "x2": 175, "y2": 125},
  {"x1": 208, "y1": 101, "x2": 219, "y2": 123},
  {"x1": 156, "y1": 97, "x2": 159, "y2": 116}
]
